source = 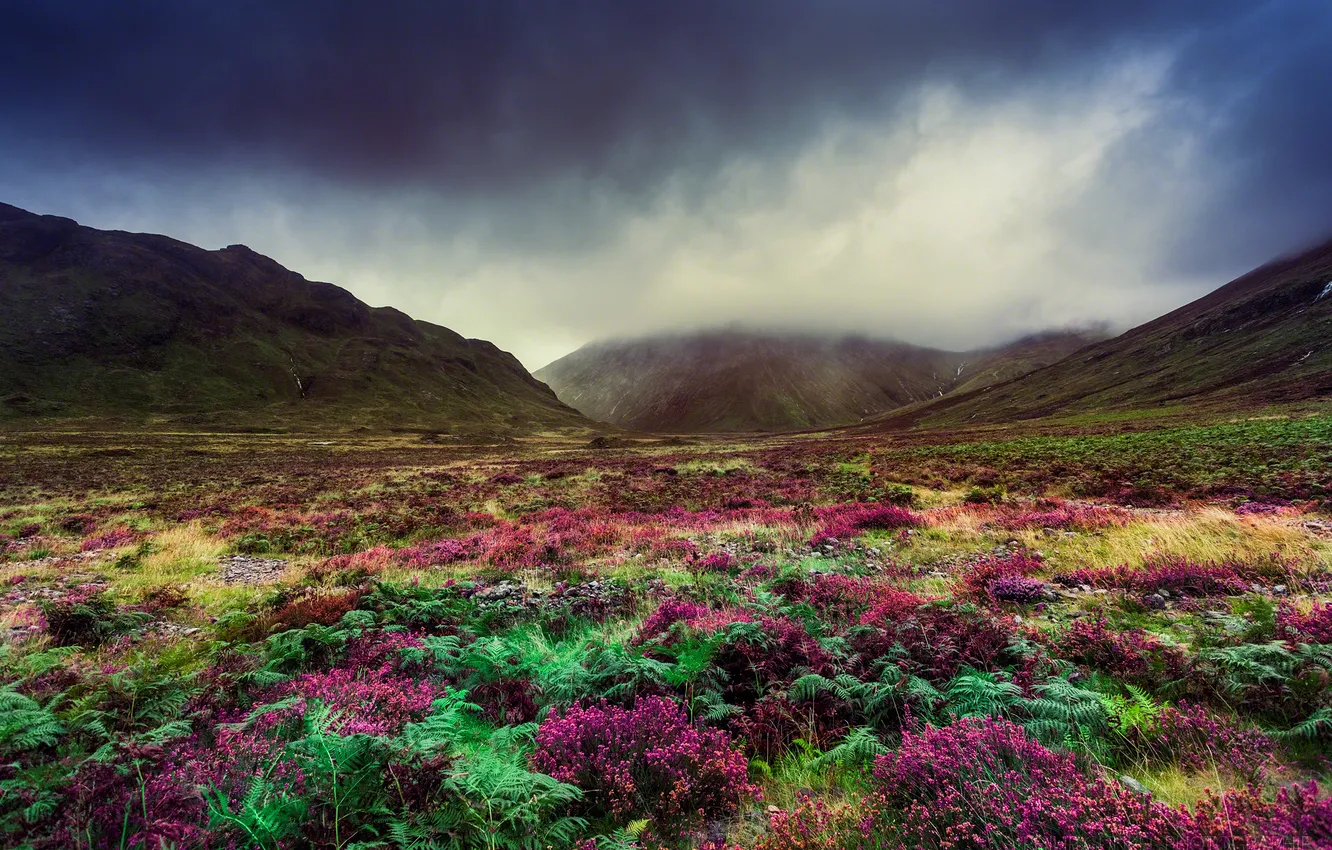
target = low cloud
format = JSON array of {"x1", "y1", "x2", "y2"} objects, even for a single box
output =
[{"x1": 1, "y1": 2, "x2": 1328, "y2": 370}]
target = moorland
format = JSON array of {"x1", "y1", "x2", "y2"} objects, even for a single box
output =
[{"x1": 3, "y1": 404, "x2": 1332, "y2": 849}]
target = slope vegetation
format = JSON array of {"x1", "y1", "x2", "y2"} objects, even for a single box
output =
[
  {"x1": 0, "y1": 203, "x2": 585, "y2": 432},
  {"x1": 536, "y1": 329, "x2": 1100, "y2": 433},
  {"x1": 873, "y1": 238, "x2": 1332, "y2": 430}
]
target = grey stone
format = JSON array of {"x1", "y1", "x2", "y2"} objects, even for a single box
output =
[{"x1": 1119, "y1": 775, "x2": 1151, "y2": 796}]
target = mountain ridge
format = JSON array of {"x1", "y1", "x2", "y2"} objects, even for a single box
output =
[
  {"x1": 0, "y1": 202, "x2": 587, "y2": 433},
  {"x1": 535, "y1": 328, "x2": 1104, "y2": 433},
  {"x1": 860, "y1": 235, "x2": 1332, "y2": 432}
]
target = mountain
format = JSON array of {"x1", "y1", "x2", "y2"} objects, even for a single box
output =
[
  {"x1": 0, "y1": 203, "x2": 586, "y2": 432},
  {"x1": 534, "y1": 329, "x2": 1102, "y2": 433},
  {"x1": 869, "y1": 237, "x2": 1332, "y2": 430}
]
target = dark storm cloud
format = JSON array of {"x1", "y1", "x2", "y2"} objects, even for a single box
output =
[
  {"x1": 0, "y1": 0, "x2": 1261, "y2": 193},
  {"x1": 1, "y1": 1, "x2": 1330, "y2": 369}
]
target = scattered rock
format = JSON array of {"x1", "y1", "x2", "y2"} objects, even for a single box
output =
[
  {"x1": 1119, "y1": 775, "x2": 1152, "y2": 797},
  {"x1": 218, "y1": 555, "x2": 288, "y2": 584}
]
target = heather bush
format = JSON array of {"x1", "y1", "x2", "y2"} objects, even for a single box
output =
[
  {"x1": 1138, "y1": 702, "x2": 1274, "y2": 780},
  {"x1": 39, "y1": 587, "x2": 148, "y2": 647},
  {"x1": 871, "y1": 715, "x2": 1332, "y2": 850},
  {"x1": 872, "y1": 717, "x2": 1181, "y2": 849},
  {"x1": 80, "y1": 527, "x2": 138, "y2": 551},
  {"x1": 1277, "y1": 601, "x2": 1332, "y2": 644},
  {"x1": 1051, "y1": 618, "x2": 1188, "y2": 687},
  {"x1": 994, "y1": 503, "x2": 1131, "y2": 531},
  {"x1": 729, "y1": 691, "x2": 851, "y2": 760},
  {"x1": 809, "y1": 503, "x2": 919, "y2": 548},
  {"x1": 268, "y1": 587, "x2": 368, "y2": 630},
  {"x1": 531, "y1": 696, "x2": 758, "y2": 832},
  {"x1": 1178, "y1": 782, "x2": 1332, "y2": 850},
  {"x1": 856, "y1": 597, "x2": 1018, "y2": 681},
  {"x1": 774, "y1": 572, "x2": 882, "y2": 623},
  {"x1": 959, "y1": 552, "x2": 1047, "y2": 602},
  {"x1": 750, "y1": 795, "x2": 872, "y2": 850},
  {"x1": 1058, "y1": 553, "x2": 1298, "y2": 597},
  {"x1": 706, "y1": 615, "x2": 834, "y2": 704}
]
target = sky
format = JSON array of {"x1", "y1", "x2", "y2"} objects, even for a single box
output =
[{"x1": 2, "y1": 2, "x2": 1330, "y2": 371}]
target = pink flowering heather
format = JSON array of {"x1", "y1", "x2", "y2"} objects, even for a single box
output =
[
  {"x1": 1142, "y1": 702, "x2": 1273, "y2": 781},
  {"x1": 856, "y1": 594, "x2": 1016, "y2": 681},
  {"x1": 993, "y1": 503, "x2": 1131, "y2": 531},
  {"x1": 80, "y1": 526, "x2": 138, "y2": 551},
  {"x1": 749, "y1": 795, "x2": 873, "y2": 850},
  {"x1": 261, "y1": 664, "x2": 437, "y2": 736},
  {"x1": 1235, "y1": 500, "x2": 1294, "y2": 516},
  {"x1": 1050, "y1": 618, "x2": 1188, "y2": 686},
  {"x1": 873, "y1": 717, "x2": 1180, "y2": 849},
  {"x1": 959, "y1": 552, "x2": 1046, "y2": 602},
  {"x1": 1057, "y1": 553, "x2": 1298, "y2": 597},
  {"x1": 1176, "y1": 782, "x2": 1332, "y2": 850},
  {"x1": 776, "y1": 572, "x2": 883, "y2": 622},
  {"x1": 531, "y1": 696, "x2": 758, "y2": 831},
  {"x1": 1277, "y1": 601, "x2": 1332, "y2": 644},
  {"x1": 635, "y1": 598, "x2": 755, "y2": 644},
  {"x1": 809, "y1": 503, "x2": 920, "y2": 548},
  {"x1": 872, "y1": 716, "x2": 1332, "y2": 850},
  {"x1": 690, "y1": 551, "x2": 736, "y2": 573}
]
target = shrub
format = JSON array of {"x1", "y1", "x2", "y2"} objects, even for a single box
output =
[
  {"x1": 1057, "y1": 554, "x2": 1297, "y2": 597},
  {"x1": 752, "y1": 795, "x2": 872, "y2": 850},
  {"x1": 79, "y1": 527, "x2": 138, "y2": 552},
  {"x1": 1142, "y1": 702, "x2": 1273, "y2": 781},
  {"x1": 1051, "y1": 619, "x2": 1187, "y2": 686},
  {"x1": 269, "y1": 589, "x2": 367, "y2": 631},
  {"x1": 873, "y1": 717, "x2": 1176, "y2": 848},
  {"x1": 775, "y1": 573, "x2": 882, "y2": 623},
  {"x1": 963, "y1": 484, "x2": 1007, "y2": 505},
  {"x1": 709, "y1": 616, "x2": 833, "y2": 704},
  {"x1": 987, "y1": 575, "x2": 1051, "y2": 604},
  {"x1": 857, "y1": 597, "x2": 1017, "y2": 681},
  {"x1": 1179, "y1": 782, "x2": 1332, "y2": 850},
  {"x1": 810, "y1": 504, "x2": 920, "y2": 548},
  {"x1": 871, "y1": 716, "x2": 1332, "y2": 850},
  {"x1": 994, "y1": 503, "x2": 1130, "y2": 531},
  {"x1": 1277, "y1": 601, "x2": 1332, "y2": 644},
  {"x1": 531, "y1": 696, "x2": 758, "y2": 831},
  {"x1": 959, "y1": 552, "x2": 1046, "y2": 602},
  {"x1": 39, "y1": 587, "x2": 147, "y2": 647},
  {"x1": 261, "y1": 665, "x2": 438, "y2": 736}
]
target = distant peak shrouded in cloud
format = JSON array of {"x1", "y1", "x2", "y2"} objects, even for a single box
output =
[{"x1": 1, "y1": 1, "x2": 1329, "y2": 370}]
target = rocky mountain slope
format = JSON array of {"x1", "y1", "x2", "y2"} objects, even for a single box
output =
[
  {"x1": 870, "y1": 237, "x2": 1332, "y2": 430},
  {"x1": 536, "y1": 329, "x2": 1101, "y2": 433},
  {"x1": 0, "y1": 203, "x2": 586, "y2": 433}
]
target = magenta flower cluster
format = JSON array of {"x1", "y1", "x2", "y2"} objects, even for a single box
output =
[
  {"x1": 1277, "y1": 601, "x2": 1332, "y2": 644},
  {"x1": 1057, "y1": 553, "x2": 1298, "y2": 597},
  {"x1": 873, "y1": 716, "x2": 1332, "y2": 850},
  {"x1": 1145, "y1": 702, "x2": 1274, "y2": 780},
  {"x1": 809, "y1": 503, "x2": 920, "y2": 547},
  {"x1": 993, "y1": 502, "x2": 1131, "y2": 531},
  {"x1": 530, "y1": 696, "x2": 758, "y2": 830},
  {"x1": 79, "y1": 526, "x2": 138, "y2": 551}
]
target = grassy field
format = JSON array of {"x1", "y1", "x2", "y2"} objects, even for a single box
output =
[{"x1": 1, "y1": 415, "x2": 1331, "y2": 848}]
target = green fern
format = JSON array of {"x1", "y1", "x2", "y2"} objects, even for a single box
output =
[
  {"x1": 1098, "y1": 684, "x2": 1161, "y2": 736},
  {"x1": 815, "y1": 726, "x2": 889, "y2": 768},
  {"x1": 1272, "y1": 707, "x2": 1332, "y2": 741},
  {"x1": 944, "y1": 670, "x2": 1022, "y2": 720},
  {"x1": 0, "y1": 686, "x2": 63, "y2": 752}
]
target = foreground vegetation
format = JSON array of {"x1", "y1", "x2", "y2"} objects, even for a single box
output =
[{"x1": 2, "y1": 412, "x2": 1331, "y2": 848}]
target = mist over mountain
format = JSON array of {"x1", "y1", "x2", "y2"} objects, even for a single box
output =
[
  {"x1": 864, "y1": 236, "x2": 1332, "y2": 431},
  {"x1": 536, "y1": 329, "x2": 1103, "y2": 433}
]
